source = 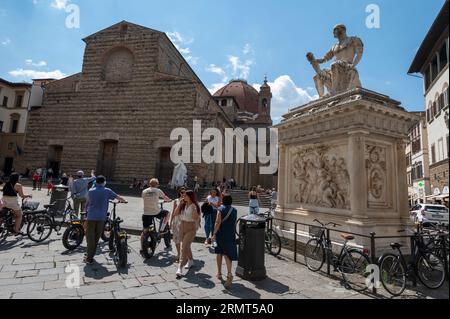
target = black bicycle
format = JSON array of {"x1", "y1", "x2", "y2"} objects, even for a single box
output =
[
  {"x1": 141, "y1": 200, "x2": 172, "y2": 259},
  {"x1": 108, "y1": 200, "x2": 129, "y2": 268},
  {"x1": 304, "y1": 219, "x2": 371, "y2": 292},
  {"x1": 0, "y1": 198, "x2": 42, "y2": 244},
  {"x1": 257, "y1": 210, "x2": 282, "y2": 256},
  {"x1": 62, "y1": 211, "x2": 87, "y2": 251},
  {"x1": 26, "y1": 197, "x2": 77, "y2": 243},
  {"x1": 379, "y1": 227, "x2": 446, "y2": 296}
]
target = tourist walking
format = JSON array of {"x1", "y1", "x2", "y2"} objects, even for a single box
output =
[
  {"x1": 169, "y1": 187, "x2": 186, "y2": 263},
  {"x1": 47, "y1": 179, "x2": 53, "y2": 196},
  {"x1": 60, "y1": 173, "x2": 69, "y2": 186},
  {"x1": 69, "y1": 170, "x2": 96, "y2": 215},
  {"x1": 248, "y1": 186, "x2": 260, "y2": 214},
  {"x1": 32, "y1": 171, "x2": 40, "y2": 190},
  {"x1": 1, "y1": 173, "x2": 32, "y2": 236},
  {"x1": 211, "y1": 194, "x2": 238, "y2": 289},
  {"x1": 173, "y1": 190, "x2": 201, "y2": 278},
  {"x1": 203, "y1": 188, "x2": 221, "y2": 245},
  {"x1": 84, "y1": 176, "x2": 127, "y2": 264}
]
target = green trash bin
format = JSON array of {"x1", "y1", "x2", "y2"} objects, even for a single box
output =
[{"x1": 236, "y1": 214, "x2": 267, "y2": 281}]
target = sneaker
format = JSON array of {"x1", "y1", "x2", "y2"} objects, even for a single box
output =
[
  {"x1": 176, "y1": 268, "x2": 183, "y2": 278},
  {"x1": 184, "y1": 259, "x2": 194, "y2": 270}
]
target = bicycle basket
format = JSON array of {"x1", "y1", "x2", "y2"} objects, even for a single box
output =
[
  {"x1": 309, "y1": 225, "x2": 324, "y2": 238},
  {"x1": 23, "y1": 201, "x2": 40, "y2": 211}
]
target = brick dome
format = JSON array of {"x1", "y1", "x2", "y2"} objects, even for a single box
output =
[{"x1": 213, "y1": 80, "x2": 259, "y2": 114}]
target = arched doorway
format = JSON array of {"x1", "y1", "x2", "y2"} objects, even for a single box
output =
[{"x1": 47, "y1": 145, "x2": 63, "y2": 178}]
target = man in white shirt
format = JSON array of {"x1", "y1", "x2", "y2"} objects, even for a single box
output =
[{"x1": 141, "y1": 178, "x2": 171, "y2": 252}]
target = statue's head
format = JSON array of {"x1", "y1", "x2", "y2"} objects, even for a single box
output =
[{"x1": 333, "y1": 24, "x2": 347, "y2": 40}]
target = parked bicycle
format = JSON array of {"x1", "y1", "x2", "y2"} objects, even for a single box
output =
[
  {"x1": 379, "y1": 227, "x2": 447, "y2": 296},
  {"x1": 108, "y1": 200, "x2": 129, "y2": 268},
  {"x1": 0, "y1": 198, "x2": 41, "y2": 244},
  {"x1": 304, "y1": 219, "x2": 371, "y2": 292},
  {"x1": 141, "y1": 200, "x2": 172, "y2": 259},
  {"x1": 256, "y1": 210, "x2": 282, "y2": 256},
  {"x1": 26, "y1": 197, "x2": 78, "y2": 243}
]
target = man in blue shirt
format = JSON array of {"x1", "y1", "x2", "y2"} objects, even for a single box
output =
[
  {"x1": 84, "y1": 175, "x2": 127, "y2": 264},
  {"x1": 69, "y1": 170, "x2": 96, "y2": 215}
]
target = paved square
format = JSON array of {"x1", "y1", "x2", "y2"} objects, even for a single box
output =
[{"x1": 1, "y1": 231, "x2": 448, "y2": 299}]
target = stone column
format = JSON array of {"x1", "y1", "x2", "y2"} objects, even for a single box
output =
[
  {"x1": 277, "y1": 144, "x2": 287, "y2": 212},
  {"x1": 348, "y1": 131, "x2": 369, "y2": 219},
  {"x1": 396, "y1": 139, "x2": 410, "y2": 219}
]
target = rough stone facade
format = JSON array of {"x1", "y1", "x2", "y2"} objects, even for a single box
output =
[{"x1": 21, "y1": 21, "x2": 236, "y2": 185}]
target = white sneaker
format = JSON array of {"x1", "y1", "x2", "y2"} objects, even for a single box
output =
[
  {"x1": 184, "y1": 259, "x2": 194, "y2": 269},
  {"x1": 176, "y1": 268, "x2": 183, "y2": 277}
]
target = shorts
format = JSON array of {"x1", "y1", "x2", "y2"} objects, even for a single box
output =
[
  {"x1": 142, "y1": 215, "x2": 155, "y2": 229},
  {"x1": 1, "y1": 196, "x2": 21, "y2": 211}
]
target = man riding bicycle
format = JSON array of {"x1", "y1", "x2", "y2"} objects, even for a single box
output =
[{"x1": 140, "y1": 178, "x2": 171, "y2": 255}]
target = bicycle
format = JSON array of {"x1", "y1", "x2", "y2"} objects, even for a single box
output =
[
  {"x1": 141, "y1": 200, "x2": 172, "y2": 259},
  {"x1": 62, "y1": 211, "x2": 87, "y2": 251},
  {"x1": 0, "y1": 198, "x2": 42, "y2": 244},
  {"x1": 304, "y1": 219, "x2": 371, "y2": 292},
  {"x1": 108, "y1": 200, "x2": 129, "y2": 268},
  {"x1": 26, "y1": 197, "x2": 78, "y2": 243},
  {"x1": 256, "y1": 210, "x2": 282, "y2": 256},
  {"x1": 379, "y1": 227, "x2": 446, "y2": 296}
]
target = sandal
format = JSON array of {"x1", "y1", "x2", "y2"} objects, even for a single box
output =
[
  {"x1": 224, "y1": 274, "x2": 233, "y2": 289},
  {"x1": 217, "y1": 273, "x2": 223, "y2": 281}
]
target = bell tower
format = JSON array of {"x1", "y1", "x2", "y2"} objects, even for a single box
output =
[{"x1": 259, "y1": 76, "x2": 272, "y2": 117}]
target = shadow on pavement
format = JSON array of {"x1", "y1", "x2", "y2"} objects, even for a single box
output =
[
  {"x1": 223, "y1": 283, "x2": 262, "y2": 299},
  {"x1": 254, "y1": 277, "x2": 290, "y2": 294},
  {"x1": 84, "y1": 262, "x2": 117, "y2": 280}
]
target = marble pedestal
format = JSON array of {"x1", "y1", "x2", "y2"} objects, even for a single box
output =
[{"x1": 274, "y1": 88, "x2": 418, "y2": 253}]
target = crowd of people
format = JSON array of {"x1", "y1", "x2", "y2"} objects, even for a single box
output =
[{"x1": 2, "y1": 170, "x2": 271, "y2": 290}]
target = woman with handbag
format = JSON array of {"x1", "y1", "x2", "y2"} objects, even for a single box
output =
[
  {"x1": 169, "y1": 187, "x2": 186, "y2": 263},
  {"x1": 211, "y1": 194, "x2": 238, "y2": 289}
]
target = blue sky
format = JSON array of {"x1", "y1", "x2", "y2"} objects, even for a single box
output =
[{"x1": 0, "y1": 0, "x2": 445, "y2": 121}]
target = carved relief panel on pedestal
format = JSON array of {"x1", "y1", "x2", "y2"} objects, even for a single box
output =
[
  {"x1": 289, "y1": 144, "x2": 350, "y2": 209},
  {"x1": 366, "y1": 144, "x2": 389, "y2": 208}
]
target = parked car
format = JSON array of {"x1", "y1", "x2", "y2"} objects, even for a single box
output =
[{"x1": 410, "y1": 204, "x2": 449, "y2": 226}]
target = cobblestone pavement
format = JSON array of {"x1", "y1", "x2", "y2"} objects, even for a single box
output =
[{"x1": 0, "y1": 231, "x2": 448, "y2": 299}]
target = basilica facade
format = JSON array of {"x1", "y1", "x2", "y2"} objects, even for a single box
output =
[{"x1": 21, "y1": 21, "x2": 274, "y2": 189}]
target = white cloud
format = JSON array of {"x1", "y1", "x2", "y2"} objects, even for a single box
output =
[
  {"x1": 51, "y1": 0, "x2": 69, "y2": 10},
  {"x1": 1, "y1": 38, "x2": 11, "y2": 46},
  {"x1": 229, "y1": 55, "x2": 253, "y2": 79},
  {"x1": 252, "y1": 75, "x2": 317, "y2": 122},
  {"x1": 243, "y1": 43, "x2": 252, "y2": 55},
  {"x1": 25, "y1": 59, "x2": 47, "y2": 67},
  {"x1": 206, "y1": 64, "x2": 228, "y2": 82},
  {"x1": 166, "y1": 31, "x2": 198, "y2": 65},
  {"x1": 9, "y1": 69, "x2": 66, "y2": 80}
]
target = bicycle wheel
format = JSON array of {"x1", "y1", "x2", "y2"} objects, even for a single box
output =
[
  {"x1": 0, "y1": 220, "x2": 8, "y2": 244},
  {"x1": 339, "y1": 249, "x2": 371, "y2": 292},
  {"x1": 379, "y1": 253, "x2": 406, "y2": 296},
  {"x1": 27, "y1": 214, "x2": 53, "y2": 243},
  {"x1": 117, "y1": 238, "x2": 128, "y2": 268},
  {"x1": 141, "y1": 232, "x2": 156, "y2": 259},
  {"x1": 416, "y1": 252, "x2": 446, "y2": 289},
  {"x1": 101, "y1": 220, "x2": 112, "y2": 242},
  {"x1": 304, "y1": 238, "x2": 325, "y2": 272},
  {"x1": 62, "y1": 225, "x2": 84, "y2": 251},
  {"x1": 265, "y1": 230, "x2": 281, "y2": 256}
]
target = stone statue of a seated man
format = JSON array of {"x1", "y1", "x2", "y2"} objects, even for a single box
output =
[{"x1": 307, "y1": 24, "x2": 364, "y2": 98}]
